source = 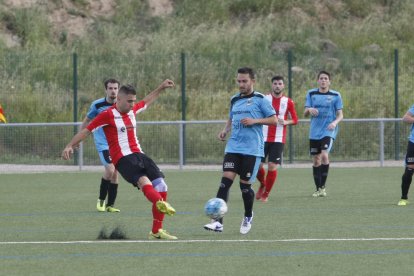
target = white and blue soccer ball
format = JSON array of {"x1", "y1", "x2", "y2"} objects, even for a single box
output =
[{"x1": 204, "y1": 198, "x2": 228, "y2": 219}]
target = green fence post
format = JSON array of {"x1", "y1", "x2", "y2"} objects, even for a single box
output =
[
  {"x1": 73, "y1": 52, "x2": 78, "y2": 165},
  {"x1": 287, "y1": 50, "x2": 293, "y2": 163},
  {"x1": 394, "y1": 49, "x2": 399, "y2": 160},
  {"x1": 181, "y1": 52, "x2": 186, "y2": 166}
]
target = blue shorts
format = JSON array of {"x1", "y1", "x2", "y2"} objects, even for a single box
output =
[{"x1": 98, "y1": 150, "x2": 112, "y2": 166}]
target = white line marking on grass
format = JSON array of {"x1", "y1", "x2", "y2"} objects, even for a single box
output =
[{"x1": 2, "y1": 237, "x2": 414, "y2": 245}]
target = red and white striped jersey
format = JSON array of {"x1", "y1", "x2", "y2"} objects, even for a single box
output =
[
  {"x1": 263, "y1": 94, "x2": 298, "y2": 143},
  {"x1": 86, "y1": 101, "x2": 147, "y2": 165}
]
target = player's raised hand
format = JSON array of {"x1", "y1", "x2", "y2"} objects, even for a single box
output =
[{"x1": 161, "y1": 79, "x2": 175, "y2": 89}]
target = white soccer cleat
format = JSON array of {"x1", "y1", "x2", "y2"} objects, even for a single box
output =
[
  {"x1": 319, "y1": 188, "x2": 327, "y2": 197},
  {"x1": 312, "y1": 189, "x2": 320, "y2": 197},
  {"x1": 204, "y1": 220, "x2": 223, "y2": 232},
  {"x1": 240, "y1": 214, "x2": 253, "y2": 234}
]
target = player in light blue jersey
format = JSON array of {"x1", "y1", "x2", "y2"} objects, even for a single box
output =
[
  {"x1": 397, "y1": 105, "x2": 414, "y2": 206},
  {"x1": 304, "y1": 71, "x2": 343, "y2": 197},
  {"x1": 80, "y1": 78, "x2": 121, "y2": 212},
  {"x1": 204, "y1": 67, "x2": 277, "y2": 234}
]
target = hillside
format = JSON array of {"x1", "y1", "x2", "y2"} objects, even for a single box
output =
[{"x1": 0, "y1": 0, "x2": 413, "y2": 53}]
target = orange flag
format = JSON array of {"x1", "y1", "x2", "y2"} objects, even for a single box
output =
[{"x1": 0, "y1": 104, "x2": 6, "y2": 123}]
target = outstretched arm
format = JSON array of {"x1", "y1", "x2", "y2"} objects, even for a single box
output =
[
  {"x1": 61, "y1": 128, "x2": 91, "y2": 160},
  {"x1": 143, "y1": 79, "x2": 175, "y2": 107}
]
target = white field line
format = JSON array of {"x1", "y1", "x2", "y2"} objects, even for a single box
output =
[{"x1": 2, "y1": 237, "x2": 414, "y2": 245}]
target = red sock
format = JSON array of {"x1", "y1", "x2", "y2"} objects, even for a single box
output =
[
  {"x1": 264, "y1": 170, "x2": 277, "y2": 196},
  {"x1": 142, "y1": 184, "x2": 162, "y2": 203},
  {"x1": 151, "y1": 191, "x2": 168, "y2": 234},
  {"x1": 257, "y1": 166, "x2": 266, "y2": 186}
]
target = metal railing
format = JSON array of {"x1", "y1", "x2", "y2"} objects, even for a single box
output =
[{"x1": 0, "y1": 118, "x2": 408, "y2": 170}]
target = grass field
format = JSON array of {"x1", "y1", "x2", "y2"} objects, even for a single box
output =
[{"x1": 1, "y1": 167, "x2": 414, "y2": 275}]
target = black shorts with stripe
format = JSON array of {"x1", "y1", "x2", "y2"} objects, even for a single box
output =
[{"x1": 116, "y1": 152, "x2": 164, "y2": 187}]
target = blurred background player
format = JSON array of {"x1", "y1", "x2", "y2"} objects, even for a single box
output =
[
  {"x1": 397, "y1": 105, "x2": 414, "y2": 206},
  {"x1": 256, "y1": 75, "x2": 298, "y2": 202},
  {"x1": 304, "y1": 71, "x2": 343, "y2": 197},
  {"x1": 80, "y1": 78, "x2": 121, "y2": 212},
  {"x1": 203, "y1": 67, "x2": 277, "y2": 234},
  {"x1": 62, "y1": 80, "x2": 178, "y2": 240}
]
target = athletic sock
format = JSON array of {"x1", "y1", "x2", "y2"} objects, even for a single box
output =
[
  {"x1": 99, "y1": 178, "x2": 110, "y2": 201},
  {"x1": 257, "y1": 166, "x2": 266, "y2": 186},
  {"x1": 240, "y1": 183, "x2": 254, "y2": 217},
  {"x1": 152, "y1": 191, "x2": 167, "y2": 234},
  {"x1": 312, "y1": 166, "x2": 322, "y2": 189},
  {"x1": 107, "y1": 183, "x2": 118, "y2": 207},
  {"x1": 264, "y1": 169, "x2": 277, "y2": 197},
  {"x1": 321, "y1": 164, "x2": 330, "y2": 187},
  {"x1": 401, "y1": 167, "x2": 414, "y2": 199},
  {"x1": 216, "y1": 177, "x2": 233, "y2": 202},
  {"x1": 142, "y1": 184, "x2": 162, "y2": 203}
]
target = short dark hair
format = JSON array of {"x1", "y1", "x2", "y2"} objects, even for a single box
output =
[
  {"x1": 237, "y1": 67, "x2": 255, "y2": 80},
  {"x1": 271, "y1": 75, "x2": 284, "y2": 83},
  {"x1": 317, "y1": 70, "x2": 330, "y2": 80},
  {"x1": 119, "y1": 84, "x2": 137, "y2": 95},
  {"x1": 104, "y1": 78, "x2": 120, "y2": 89}
]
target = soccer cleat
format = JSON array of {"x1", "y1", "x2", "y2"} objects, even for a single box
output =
[
  {"x1": 96, "y1": 199, "x2": 106, "y2": 212},
  {"x1": 204, "y1": 220, "x2": 223, "y2": 232},
  {"x1": 398, "y1": 199, "x2": 409, "y2": 206},
  {"x1": 106, "y1": 206, "x2": 120, "y2": 212},
  {"x1": 319, "y1": 187, "x2": 327, "y2": 197},
  {"x1": 260, "y1": 196, "x2": 268, "y2": 203},
  {"x1": 312, "y1": 190, "x2": 320, "y2": 197},
  {"x1": 149, "y1": 229, "x2": 178, "y2": 240},
  {"x1": 156, "y1": 200, "x2": 176, "y2": 216},
  {"x1": 240, "y1": 214, "x2": 253, "y2": 234},
  {"x1": 256, "y1": 184, "x2": 265, "y2": 200}
]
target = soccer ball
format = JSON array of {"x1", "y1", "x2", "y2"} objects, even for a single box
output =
[{"x1": 204, "y1": 198, "x2": 228, "y2": 219}]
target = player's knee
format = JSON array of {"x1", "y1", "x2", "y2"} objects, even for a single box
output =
[{"x1": 152, "y1": 177, "x2": 168, "y2": 192}]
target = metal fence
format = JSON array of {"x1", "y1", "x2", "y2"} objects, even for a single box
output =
[
  {"x1": 1, "y1": 50, "x2": 414, "y2": 124},
  {"x1": 0, "y1": 118, "x2": 409, "y2": 170}
]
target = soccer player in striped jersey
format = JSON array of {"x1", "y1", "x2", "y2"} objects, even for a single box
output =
[
  {"x1": 62, "y1": 80, "x2": 178, "y2": 240},
  {"x1": 304, "y1": 71, "x2": 343, "y2": 197},
  {"x1": 204, "y1": 67, "x2": 277, "y2": 234},
  {"x1": 397, "y1": 105, "x2": 414, "y2": 206},
  {"x1": 256, "y1": 76, "x2": 298, "y2": 202},
  {"x1": 80, "y1": 79, "x2": 121, "y2": 213}
]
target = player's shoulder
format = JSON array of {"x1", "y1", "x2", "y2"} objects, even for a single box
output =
[
  {"x1": 328, "y1": 89, "x2": 341, "y2": 96},
  {"x1": 306, "y1": 88, "x2": 319, "y2": 94},
  {"x1": 252, "y1": 91, "x2": 265, "y2": 98}
]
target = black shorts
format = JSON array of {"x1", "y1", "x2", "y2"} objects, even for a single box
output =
[
  {"x1": 115, "y1": 152, "x2": 165, "y2": 187},
  {"x1": 262, "y1": 142, "x2": 284, "y2": 164},
  {"x1": 223, "y1": 153, "x2": 261, "y2": 183},
  {"x1": 309, "y1": 136, "x2": 334, "y2": 155},
  {"x1": 405, "y1": 141, "x2": 414, "y2": 165}
]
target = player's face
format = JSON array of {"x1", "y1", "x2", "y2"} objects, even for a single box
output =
[
  {"x1": 116, "y1": 93, "x2": 136, "y2": 113},
  {"x1": 318, "y1": 74, "x2": 331, "y2": 91},
  {"x1": 237, "y1": 73, "x2": 255, "y2": 96},
  {"x1": 272, "y1": 80, "x2": 285, "y2": 95},
  {"x1": 106, "y1": 82, "x2": 119, "y2": 102}
]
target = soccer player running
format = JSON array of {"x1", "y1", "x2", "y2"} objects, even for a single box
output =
[
  {"x1": 397, "y1": 105, "x2": 414, "y2": 206},
  {"x1": 62, "y1": 80, "x2": 178, "y2": 240},
  {"x1": 256, "y1": 75, "x2": 298, "y2": 202},
  {"x1": 304, "y1": 71, "x2": 343, "y2": 197},
  {"x1": 80, "y1": 79, "x2": 121, "y2": 213},
  {"x1": 204, "y1": 67, "x2": 277, "y2": 234}
]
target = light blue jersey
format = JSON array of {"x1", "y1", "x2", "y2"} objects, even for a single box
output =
[
  {"x1": 225, "y1": 91, "x2": 276, "y2": 157},
  {"x1": 407, "y1": 105, "x2": 414, "y2": 143},
  {"x1": 86, "y1": 97, "x2": 113, "y2": 152},
  {"x1": 305, "y1": 89, "x2": 343, "y2": 140}
]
